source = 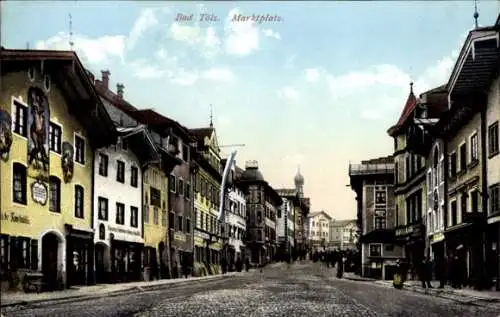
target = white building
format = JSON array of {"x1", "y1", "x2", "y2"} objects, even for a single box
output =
[
  {"x1": 226, "y1": 181, "x2": 247, "y2": 265},
  {"x1": 93, "y1": 123, "x2": 158, "y2": 283},
  {"x1": 329, "y1": 219, "x2": 358, "y2": 250},
  {"x1": 307, "y1": 211, "x2": 331, "y2": 250}
]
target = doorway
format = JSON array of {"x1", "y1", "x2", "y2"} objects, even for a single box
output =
[
  {"x1": 95, "y1": 243, "x2": 108, "y2": 283},
  {"x1": 42, "y1": 233, "x2": 60, "y2": 290}
]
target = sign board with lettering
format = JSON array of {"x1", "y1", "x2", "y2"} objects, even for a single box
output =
[
  {"x1": 174, "y1": 232, "x2": 186, "y2": 242},
  {"x1": 1, "y1": 212, "x2": 30, "y2": 224},
  {"x1": 108, "y1": 225, "x2": 140, "y2": 236},
  {"x1": 31, "y1": 181, "x2": 48, "y2": 205}
]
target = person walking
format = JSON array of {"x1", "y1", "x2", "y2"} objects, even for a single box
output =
[{"x1": 420, "y1": 257, "x2": 433, "y2": 289}]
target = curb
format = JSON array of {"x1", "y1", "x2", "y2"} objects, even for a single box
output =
[{"x1": 1, "y1": 274, "x2": 237, "y2": 308}]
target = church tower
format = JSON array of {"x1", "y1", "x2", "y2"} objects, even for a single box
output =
[{"x1": 294, "y1": 166, "x2": 304, "y2": 198}]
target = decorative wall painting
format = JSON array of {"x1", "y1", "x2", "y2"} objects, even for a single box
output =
[
  {"x1": 62, "y1": 141, "x2": 75, "y2": 183},
  {"x1": 0, "y1": 109, "x2": 13, "y2": 162},
  {"x1": 27, "y1": 86, "x2": 50, "y2": 182}
]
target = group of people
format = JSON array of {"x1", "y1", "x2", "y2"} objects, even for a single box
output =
[{"x1": 310, "y1": 249, "x2": 360, "y2": 278}]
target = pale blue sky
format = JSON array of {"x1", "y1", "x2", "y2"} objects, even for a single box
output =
[{"x1": 2, "y1": 1, "x2": 499, "y2": 219}]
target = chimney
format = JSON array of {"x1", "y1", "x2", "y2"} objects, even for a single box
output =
[
  {"x1": 101, "y1": 70, "x2": 110, "y2": 89},
  {"x1": 117, "y1": 83, "x2": 124, "y2": 98}
]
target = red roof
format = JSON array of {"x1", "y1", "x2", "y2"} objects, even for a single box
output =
[{"x1": 387, "y1": 86, "x2": 417, "y2": 136}]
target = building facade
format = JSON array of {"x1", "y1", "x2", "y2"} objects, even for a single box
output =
[
  {"x1": 329, "y1": 219, "x2": 358, "y2": 250},
  {"x1": 236, "y1": 161, "x2": 282, "y2": 265},
  {"x1": 191, "y1": 126, "x2": 224, "y2": 275},
  {"x1": 349, "y1": 156, "x2": 402, "y2": 280},
  {"x1": 276, "y1": 189, "x2": 298, "y2": 261},
  {"x1": 0, "y1": 49, "x2": 116, "y2": 290},
  {"x1": 307, "y1": 211, "x2": 331, "y2": 251}
]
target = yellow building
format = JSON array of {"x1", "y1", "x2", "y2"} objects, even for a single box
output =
[
  {"x1": 0, "y1": 49, "x2": 116, "y2": 291},
  {"x1": 191, "y1": 126, "x2": 223, "y2": 275}
]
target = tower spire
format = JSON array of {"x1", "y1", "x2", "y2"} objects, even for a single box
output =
[
  {"x1": 473, "y1": 0, "x2": 479, "y2": 29},
  {"x1": 410, "y1": 81, "x2": 414, "y2": 94},
  {"x1": 209, "y1": 104, "x2": 213, "y2": 128},
  {"x1": 69, "y1": 13, "x2": 74, "y2": 50}
]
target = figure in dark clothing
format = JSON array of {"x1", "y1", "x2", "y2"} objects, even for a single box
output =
[
  {"x1": 436, "y1": 256, "x2": 447, "y2": 288},
  {"x1": 245, "y1": 258, "x2": 250, "y2": 272},
  {"x1": 420, "y1": 257, "x2": 433, "y2": 289},
  {"x1": 220, "y1": 257, "x2": 227, "y2": 275},
  {"x1": 336, "y1": 256, "x2": 344, "y2": 278},
  {"x1": 235, "y1": 256, "x2": 243, "y2": 272}
]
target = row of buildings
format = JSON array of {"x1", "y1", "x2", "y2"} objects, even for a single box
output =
[
  {"x1": 0, "y1": 47, "x2": 310, "y2": 292},
  {"x1": 305, "y1": 211, "x2": 357, "y2": 251},
  {"x1": 349, "y1": 14, "x2": 500, "y2": 290}
]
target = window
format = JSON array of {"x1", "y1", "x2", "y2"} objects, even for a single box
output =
[
  {"x1": 161, "y1": 210, "x2": 167, "y2": 227},
  {"x1": 144, "y1": 204, "x2": 149, "y2": 224},
  {"x1": 130, "y1": 206, "x2": 138, "y2": 227},
  {"x1": 98, "y1": 153, "x2": 108, "y2": 177},
  {"x1": 489, "y1": 122, "x2": 499, "y2": 156},
  {"x1": 115, "y1": 203, "x2": 125, "y2": 224},
  {"x1": 374, "y1": 216, "x2": 386, "y2": 229},
  {"x1": 449, "y1": 152, "x2": 457, "y2": 177},
  {"x1": 130, "y1": 166, "x2": 138, "y2": 187},
  {"x1": 169, "y1": 212, "x2": 175, "y2": 229},
  {"x1": 49, "y1": 176, "x2": 61, "y2": 213},
  {"x1": 169, "y1": 175, "x2": 177, "y2": 193},
  {"x1": 405, "y1": 155, "x2": 411, "y2": 180},
  {"x1": 186, "y1": 218, "x2": 191, "y2": 233},
  {"x1": 74, "y1": 135, "x2": 85, "y2": 165},
  {"x1": 12, "y1": 100, "x2": 28, "y2": 137},
  {"x1": 12, "y1": 163, "x2": 27, "y2": 205},
  {"x1": 178, "y1": 179, "x2": 184, "y2": 196},
  {"x1": 394, "y1": 162, "x2": 399, "y2": 184},
  {"x1": 177, "y1": 215, "x2": 183, "y2": 231},
  {"x1": 49, "y1": 122, "x2": 62, "y2": 154},
  {"x1": 459, "y1": 143, "x2": 466, "y2": 171},
  {"x1": 461, "y1": 193, "x2": 468, "y2": 214},
  {"x1": 385, "y1": 244, "x2": 394, "y2": 252},
  {"x1": 153, "y1": 207, "x2": 159, "y2": 225},
  {"x1": 470, "y1": 133, "x2": 478, "y2": 162},
  {"x1": 470, "y1": 190, "x2": 479, "y2": 213},
  {"x1": 150, "y1": 187, "x2": 161, "y2": 207},
  {"x1": 369, "y1": 244, "x2": 381, "y2": 257},
  {"x1": 200, "y1": 211, "x2": 204, "y2": 229},
  {"x1": 450, "y1": 200, "x2": 457, "y2": 226},
  {"x1": 185, "y1": 182, "x2": 191, "y2": 199},
  {"x1": 98, "y1": 197, "x2": 108, "y2": 221},
  {"x1": 489, "y1": 184, "x2": 499, "y2": 216},
  {"x1": 74, "y1": 185, "x2": 84, "y2": 218},
  {"x1": 116, "y1": 160, "x2": 125, "y2": 183},
  {"x1": 375, "y1": 191, "x2": 386, "y2": 204}
]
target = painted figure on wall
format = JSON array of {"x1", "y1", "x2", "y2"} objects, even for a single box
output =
[
  {"x1": 62, "y1": 142, "x2": 74, "y2": 183},
  {"x1": 0, "y1": 110, "x2": 13, "y2": 162},
  {"x1": 27, "y1": 87, "x2": 50, "y2": 181}
]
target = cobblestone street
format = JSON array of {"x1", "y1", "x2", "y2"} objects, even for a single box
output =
[{"x1": 2, "y1": 263, "x2": 499, "y2": 317}]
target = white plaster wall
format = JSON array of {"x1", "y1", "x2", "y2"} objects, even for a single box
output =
[
  {"x1": 93, "y1": 146, "x2": 143, "y2": 245},
  {"x1": 227, "y1": 186, "x2": 246, "y2": 252},
  {"x1": 276, "y1": 198, "x2": 287, "y2": 238},
  {"x1": 487, "y1": 76, "x2": 500, "y2": 216}
]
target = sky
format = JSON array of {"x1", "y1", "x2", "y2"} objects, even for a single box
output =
[{"x1": 2, "y1": 1, "x2": 500, "y2": 220}]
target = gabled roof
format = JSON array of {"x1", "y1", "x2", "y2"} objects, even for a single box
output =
[
  {"x1": 190, "y1": 127, "x2": 220, "y2": 153},
  {"x1": 130, "y1": 109, "x2": 195, "y2": 142},
  {"x1": 387, "y1": 85, "x2": 417, "y2": 136},
  {"x1": 308, "y1": 210, "x2": 331, "y2": 220},
  {"x1": 1, "y1": 48, "x2": 116, "y2": 147}
]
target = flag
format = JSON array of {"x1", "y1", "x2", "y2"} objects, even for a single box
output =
[{"x1": 218, "y1": 150, "x2": 237, "y2": 223}]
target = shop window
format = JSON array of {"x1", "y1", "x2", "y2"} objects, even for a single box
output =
[
  {"x1": 0, "y1": 235, "x2": 9, "y2": 271},
  {"x1": 98, "y1": 153, "x2": 108, "y2": 177},
  {"x1": 12, "y1": 163, "x2": 27, "y2": 205},
  {"x1": 74, "y1": 185, "x2": 84, "y2": 218},
  {"x1": 49, "y1": 176, "x2": 61, "y2": 213}
]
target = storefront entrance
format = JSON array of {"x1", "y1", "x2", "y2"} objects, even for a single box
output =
[
  {"x1": 95, "y1": 243, "x2": 110, "y2": 283},
  {"x1": 41, "y1": 232, "x2": 61, "y2": 290}
]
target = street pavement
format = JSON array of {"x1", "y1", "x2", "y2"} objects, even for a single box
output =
[{"x1": 2, "y1": 262, "x2": 500, "y2": 317}]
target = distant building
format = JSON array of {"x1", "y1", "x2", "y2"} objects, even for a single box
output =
[
  {"x1": 329, "y1": 219, "x2": 357, "y2": 250},
  {"x1": 349, "y1": 156, "x2": 402, "y2": 280},
  {"x1": 306, "y1": 211, "x2": 331, "y2": 251}
]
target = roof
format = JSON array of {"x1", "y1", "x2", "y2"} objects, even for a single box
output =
[
  {"x1": 190, "y1": 127, "x2": 214, "y2": 141},
  {"x1": 1, "y1": 48, "x2": 116, "y2": 147},
  {"x1": 131, "y1": 109, "x2": 196, "y2": 142},
  {"x1": 447, "y1": 26, "x2": 500, "y2": 96},
  {"x1": 308, "y1": 210, "x2": 331, "y2": 220},
  {"x1": 387, "y1": 85, "x2": 418, "y2": 136},
  {"x1": 239, "y1": 167, "x2": 264, "y2": 182},
  {"x1": 330, "y1": 219, "x2": 357, "y2": 226}
]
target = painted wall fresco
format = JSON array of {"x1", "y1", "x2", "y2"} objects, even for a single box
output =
[
  {"x1": 62, "y1": 141, "x2": 74, "y2": 183},
  {"x1": 27, "y1": 86, "x2": 50, "y2": 181},
  {"x1": 0, "y1": 109, "x2": 13, "y2": 162}
]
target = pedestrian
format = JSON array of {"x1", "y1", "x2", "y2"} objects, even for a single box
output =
[
  {"x1": 437, "y1": 255, "x2": 446, "y2": 288},
  {"x1": 419, "y1": 257, "x2": 432, "y2": 289}
]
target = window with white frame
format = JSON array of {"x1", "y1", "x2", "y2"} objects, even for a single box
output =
[
  {"x1": 470, "y1": 133, "x2": 478, "y2": 162},
  {"x1": 369, "y1": 244, "x2": 382, "y2": 257}
]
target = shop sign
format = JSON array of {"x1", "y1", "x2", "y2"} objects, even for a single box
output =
[
  {"x1": 210, "y1": 242, "x2": 222, "y2": 250},
  {"x1": 432, "y1": 232, "x2": 444, "y2": 243},
  {"x1": 31, "y1": 181, "x2": 48, "y2": 205},
  {"x1": 194, "y1": 237, "x2": 205, "y2": 246},
  {"x1": 194, "y1": 229, "x2": 209, "y2": 240},
  {"x1": 1, "y1": 212, "x2": 30, "y2": 224},
  {"x1": 108, "y1": 225, "x2": 140, "y2": 236},
  {"x1": 174, "y1": 232, "x2": 186, "y2": 242}
]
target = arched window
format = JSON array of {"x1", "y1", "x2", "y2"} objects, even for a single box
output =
[
  {"x1": 433, "y1": 147, "x2": 439, "y2": 169},
  {"x1": 12, "y1": 163, "x2": 27, "y2": 204}
]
